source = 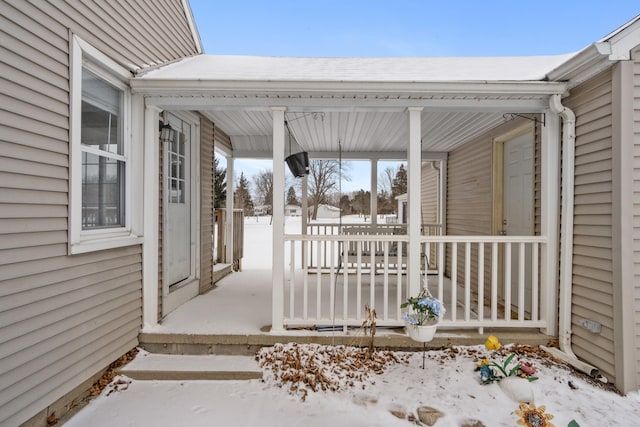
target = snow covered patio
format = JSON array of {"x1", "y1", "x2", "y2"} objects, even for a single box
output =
[{"x1": 140, "y1": 216, "x2": 552, "y2": 354}]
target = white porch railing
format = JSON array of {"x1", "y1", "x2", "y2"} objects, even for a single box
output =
[
  {"x1": 306, "y1": 222, "x2": 443, "y2": 269},
  {"x1": 281, "y1": 234, "x2": 547, "y2": 332}
]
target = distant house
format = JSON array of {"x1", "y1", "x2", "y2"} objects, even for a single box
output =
[
  {"x1": 254, "y1": 205, "x2": 271, "y2": 216},
  {"x1": 285, "y1": 204, "x2": 302, "y2": 216},
  {"x1": 396, "y1": 194, "x2": 408, "y2": 224},
  {"x1": 313, "y1": 204, "x2": 341, "y2": 219}
]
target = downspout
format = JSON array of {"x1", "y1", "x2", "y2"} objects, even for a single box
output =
[
  {"x1": 430, "y1": 161, "x2": 440, "y2": 232},
  {"x1": 543, "y1": 94, "x2": 601, "y2": 378}
]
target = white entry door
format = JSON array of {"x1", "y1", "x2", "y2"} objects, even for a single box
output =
[
  {"x1": 503, "y1": 132, "x2": 534, "y2": 314},
  {"x1": 165, "y1": 114, "x2": 193, "y2": 287}
]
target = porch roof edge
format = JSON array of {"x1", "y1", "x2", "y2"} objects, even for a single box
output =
[{"x1": 131, "y1": 78, "x2": 568, "y2": 98}]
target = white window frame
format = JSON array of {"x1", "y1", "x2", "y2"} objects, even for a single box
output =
[{"x1": 69, "y1": 35, "x2": 143, "y2": 254}]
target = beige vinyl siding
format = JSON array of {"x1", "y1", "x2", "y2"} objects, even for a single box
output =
[
  {"x1": 534, "y1": 123, "x2": 542, "y2": 235},
  {"x1": 420, "y1": 162, "x2": 438, "y2": 227},
  {"x1": 214, "y1": 126, "x2": 233, "y2": 152},
  {"x1": 444, "y1": 118, "x2": 540, "y2": 302},
  {"x1": 632, "y1": 57, "x2": 640, "y2": 390},
  {"x1": 4, "y1": 0, "x2": 199, "y2": 74},
  {"x1": 200, "y1": 116, "x2": 215, "y2": 294},
  {"x1": 564, "y1": 69, "x2": 616, "y2": 382},
  {"x1": 445, "y1": 129, "x2": 493, "y2": 288},
  {"x1": 1, "y1": 1, "x2": 197, "y2": 425},
  {"x1": 421, "y1": 162, "x2": 439, "y2": 269}
]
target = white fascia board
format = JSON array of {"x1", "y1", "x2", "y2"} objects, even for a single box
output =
[
  {"x1": 601, "y1": 15, "x2": 640, "y2": 60},
  {"x1": 143, "y1": 95, "x2": 553, "y2": 113},
  {"x1": 132, "y1": 79, "x2": 566, "y2": 97},
  {"x1": 181, "y1": 0, "x2": 203, "y2": 54},
  {"x1": 548, "y1": 19, "x2": 640, "y2": 87}
]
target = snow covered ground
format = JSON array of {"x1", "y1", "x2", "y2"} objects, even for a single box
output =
[
  {"x1": 64, "y1": 343, "x2": 640, "y2": 426},
  {"x1": 63, "y1": 216, "x2": 640, "y2": 426}
]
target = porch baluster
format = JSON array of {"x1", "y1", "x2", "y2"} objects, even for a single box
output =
[
  {"x1": 504, "y1": 243, "x2": 512, "y2": 321},
  {"x1": 518, "y1": 242, "x2": 526, "y2": 321},
  {"x1": 451, "y1": 242, "x2": 457, "y2": 321},
  {"x1": 491, "y1": 242, "x2": 498, "y2": 321},
  {"x1": 383, "y1": 240, "x2": 389, "y2": 320},
  {"x1": 465, "y1": 242, "x2": 471, "y2": 321},
  {"x1": 303, "y1": 240, "x2": 308, "y2": 320},
  {"x1": 478, "y1": 242, "x2": 485, "y2": 334},
  {"x1": 532, "y1": 242, "x2": 539, "y2": 321},
  {"x1": 329, "y1": 240, "x2": 335, "y2": 321},
  {"x1": 369, "y1": 240, "x2": 375, "y2": 311},
  {"x1": 316, "y1": 240, "x2": 322, "y2": 320},
  {"x1": 343, "y1": 237, "x2": 349, "y2": 326},
  {"x1": 289, "y1": 240, "x2": 295, "y2": 319},
  {"x1": 356, "y1": 243, "x2": 362, "y2": 320},
  {"x1": 438, "y1": 242, "x2": 444, "y2": 308},
  {"x1": 396, "y1": 239, "x2": 403, "y2": 321}
]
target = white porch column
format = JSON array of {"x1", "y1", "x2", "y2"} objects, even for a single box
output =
[
  {"x1": 142, "y1": 105, "x2": 161, "y2": 328},
  {"x1": 225, "y1": 156, "x2": 234, "y2": 264},
  {"x1": 302, "y1": 175, "x2": 308, "y2": 231},
  {"x1": 370, "y1": 159, "x2": 378, "y2": 226},
  {"x1": 540, "y1": 110, "x2": 560, "y2": 336},
  {"x1": 301, "y1": 174, "x2": 308, "y2": 268},
  {"x1": 408, "y1": 107, "x2": 423, "y2": 296},
  {"x1": 271, "y1": 107, "x2": 287, "y2": 332}
]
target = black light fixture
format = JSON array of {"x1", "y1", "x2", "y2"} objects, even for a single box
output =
[
  {"x1": 159, "y1": 122, "x2": 176, "y2": 143},
  {"x1": 286, "y1": 151, "x2": 310, "y2": 178},
  {"x1": 284, "y1": 120, "x2": 309, "y2": 177}
]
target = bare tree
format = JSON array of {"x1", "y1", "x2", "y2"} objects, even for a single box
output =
[
  {"x1": 308, "y1": 160, "x2": 349, "y2": 220},
  {"x1": 378, "y1": 166, "x2": 396, "y2": 195},
  {"x1": 252, "y1": 169, "x2": 273, "y2": 208}
]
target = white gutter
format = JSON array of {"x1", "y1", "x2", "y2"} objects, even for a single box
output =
[{"x1": 543, "y1": 94, "x2": 600, "y2": 378}]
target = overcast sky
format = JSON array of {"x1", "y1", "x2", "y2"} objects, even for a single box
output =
[{"x1": 188, "y1": 1, "x2": 639, "y2": 193}]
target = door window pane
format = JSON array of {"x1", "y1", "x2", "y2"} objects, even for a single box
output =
[{"x1": 167, "y1": 131, "x2": 186, "y2": 204}]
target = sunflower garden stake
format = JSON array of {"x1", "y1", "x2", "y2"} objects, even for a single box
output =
[{"x1": 514, "y1": 402, "x2": 555, "y2": 427}]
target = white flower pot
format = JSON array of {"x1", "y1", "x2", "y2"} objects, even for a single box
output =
[
  {"x1": 405, "y1": 323, "x2": 437, "y2": 342},
  {"x1": 498, "y1": 376, "x2": 534, "y2": 403}
]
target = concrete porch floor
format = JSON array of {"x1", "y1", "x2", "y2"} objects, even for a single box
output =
[{"x1": 139, "y1": 267, "x2": 554, "y2": 356}]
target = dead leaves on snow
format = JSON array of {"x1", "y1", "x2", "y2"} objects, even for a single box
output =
[
  {"x1": 257, "y1": 343, "x2": 409, "y2": 400},
  {"x1": 88, "y1": 348, "x2": 138, "y2": 398}
]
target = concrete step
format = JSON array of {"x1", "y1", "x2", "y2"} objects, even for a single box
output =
[
  {"x1": 118, "y1": 353, "x2": 262, "y2": 381},
  {"x1": 212, "y1": 263, "x2": 233, "y2": 283},
  {"x1": 139, "y1": 329, "x2": 554, "y2": 356}
]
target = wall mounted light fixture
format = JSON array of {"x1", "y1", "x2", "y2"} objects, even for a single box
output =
[{"x1": 159, "y1": 122, "x2": 176, "y2": 143}]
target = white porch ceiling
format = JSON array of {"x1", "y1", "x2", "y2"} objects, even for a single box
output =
[
  {"x1": 134, "y1": 54, "x2": 571, "y2": 158},
  {"x1": 204, "y1": 109, "x2": 510, "y2": 159}
]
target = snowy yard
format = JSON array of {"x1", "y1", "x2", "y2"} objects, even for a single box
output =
[{"x1": 65, "y1": 342, "x2": 640, "y2": 426}]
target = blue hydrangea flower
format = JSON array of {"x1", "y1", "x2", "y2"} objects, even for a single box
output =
[
  {"x1": 427, "y1": 300, "x2": 440, "y2": 316},
  {"x1": 403, "y1": 312, "x2": 419, "y2": 324}
]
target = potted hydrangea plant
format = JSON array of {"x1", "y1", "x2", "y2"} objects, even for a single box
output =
[{"x1": 400, "y1": 288, "x2": 445, "y2": 342}]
